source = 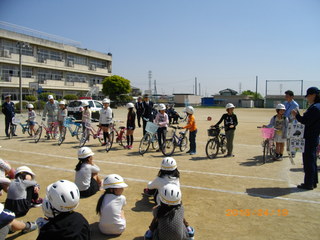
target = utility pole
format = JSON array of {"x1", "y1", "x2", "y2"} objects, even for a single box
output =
[
  {"x1": 148, "y1": 70, "x2": 152, "y2": 95},
  {"x1": 195, "y1": 77, "x2": 197, "y2": 95}
]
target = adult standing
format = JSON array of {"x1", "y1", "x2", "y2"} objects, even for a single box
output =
[
  {"x1": 292, "y1": 87, "x2": 320, "y2": 190},
  {"x1": 284, "y1": 90, "x2": 299, "y2": 122},
  {"x1": 134, "y1": 96, "x2": 144, "y2": 128},
  {"x1": 1, "y1": 95, "x2": 16, "y2": 137},
  {"x1": 142, "y1": 94, "x2": 154, "y2": 135},
  {"x1": 42, "y1": 95, "x2": 59, "y2": 139}
]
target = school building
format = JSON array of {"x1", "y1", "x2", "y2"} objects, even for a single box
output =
[{"x1": 0, "y1": 23, "x2": 112, "y2": 101}]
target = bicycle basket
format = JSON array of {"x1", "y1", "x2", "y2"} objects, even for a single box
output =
[
  {"x1": 261, "y1": 128, "x2": 274, "y2": 139},
  {"x1": 145, "y1": 122, "x2": 159, "y2": 134},
  {"x1": 12, "y1": 117, "x2": 21, "y2": 124},
  {"x1": 207, "y1": 128, "x2": 219, "y2": 136}
]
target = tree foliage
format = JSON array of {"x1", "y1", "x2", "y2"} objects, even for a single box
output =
[
  {"x1": 241, "y1": 90, "x2": 263, "y2": 100},
  {"x1": 102, "y1": 75, "x2": 131, "y2": 102},
  {"x1": 63, "y1": 94, "x2": 78, "y2": 101},
  {"x1": 38, "y1": 92, "x2": 56, "y2": 101}
]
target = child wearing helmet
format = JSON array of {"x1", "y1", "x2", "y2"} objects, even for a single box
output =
[
  {"x1": 154, "y1": 104, "x2": 169, "y2": 150},
  {"x1": 81, "y1": 102, "x2": 91, "y2": 132},
  {"x1": 214, "y1": 103, "x2": 238, "y2": 157},
  {"x1": 96, "y1": 174, "x2": 128, "y2": 235},
  {"x1": 27, "y1": 103, "x2": 36, "y2": 137},
  {"x1": 36, "y1": 180, "x2": 90, "y2": 240},
  {"x1": 5, "y1": 166, "x2": 42, "y2": 217},
  {"x1": 126, "y1": 102, "x2": 136, "y2": 149},
  {"x1": 75, "y1": 147, "x2": 102, "y2": 198},
  {"x1": 263, "y1": 103, "x2": 289, "y2": 160},
  {"x1": 144, "y1": 184, "x2": 194, "y2": 240},
  {"x1": 99, "y1": 98, "x2": 113, "y2": 146},
  {"x1": 181, "y1": 106, "x2": 197, "y2": 155},
  {"x1": 57, "y1": 101, "x2": 67, "y2": 136},
  {"x1": 144, "y1": 157, "x2": 180, "y2": 205}
]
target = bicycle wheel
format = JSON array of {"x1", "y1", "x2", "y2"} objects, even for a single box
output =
[
  {"x1": 179, "y1": 135, "x2": 188, "y2": 152},
  {"x1": 118, "y1": 131, "x2": 126, "y2": 146},
  {"x1": 8, "y1": 123, "x2": 14, "y2": 139},
  {"x1": 139, "y1": 134, "x2": 151, "y2": 155},
  {"x1": 262, "y1": 140, "x2": 269, "y2": 164},
  {"x1": 34, "y1": 126, "x2": 42, "y2": 143},
  {"x1": 151, "y1": 133, "x2": 159, "y2": 150},
  {"x1": 75, "y1": 127, "x2": 83, "y2": 141},
  {"x1": 205, "y1": 138, "x2": 219, "y2": 159},
  {"x1": 58, "y1": 127, "x2": 67, "y2": 145},
  {"x1": 79, "y1": 130, "x2": 89, "y2": 147},
  {"x1": 105, "y1": 131, "x2": 114, "y2": 152},
  {"x1": 269, "y1": 141, "x2": 276, "y2": 160},
  {"x1": 161, "y1": 138, "x2": 175, "y2": 156},
  {"x1": 220, "y1": 136, "x2": 227, "y2": 154}
]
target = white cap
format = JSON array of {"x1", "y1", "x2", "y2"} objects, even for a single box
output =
[
  {"x1": 78, "y1": 147, "x2": 94, "y2": 159},
  {"x1": 158, "y1": 104, "x2": 166, "y2": 111},
  {"x1": 226, "y1": 103, "x2": 235, "y2": 109},
  {"x1": 276, "y1": 103, "x2": 286, "y2": 110},
  {"x1": 15, "y1": 166, "x2": 35, "y2": 177},
  {"x1": 126, "y1": 102, "x2": 134, "y2": 109},
  {"x1": 4, "y1": 94, "x2": 11, "y2": 98},
  {"x1": 102, "y1": 98, "x2": 110, "y2": 104},
  {"x1": 59, "y1": 101, "x2": 66, "y2": 105},
  {"x1": 48, "y1": 95, "x2": 54, "y2": 100},
  {"x1": 103, "y1": 174, "x2": 128, "y2": 189}
]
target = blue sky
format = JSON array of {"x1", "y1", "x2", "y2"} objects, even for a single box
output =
[{"x1": 1, "y1": 0, "x2": 319, "y2": 96}]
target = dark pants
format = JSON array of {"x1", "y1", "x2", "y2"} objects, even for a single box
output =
[
  {"x1": 143, "y1": 119, "x2": 148, "y2": 136},
  {"x1": 157, "y1": 127, "x2": 167, "y2": 148},
  {"x1": 189, "y1": 130, "x2": 197, "y2": 153},
  {"x1": 226, "y1": 129, "x2": 235, "y2": 155},
  {"x1": 137, "y1": 113, "x2": 142, "y2": 128},
  {"x1": 5, "y1": 116, "x2": 13, "y2": 137},
  {"x1": 302, "y1": 138, "x2": 318, "y2": 187}
]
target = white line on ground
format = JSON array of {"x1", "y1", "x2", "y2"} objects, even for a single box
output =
[
  {"x1": 1, "y1": 147, "x2": 286, "y2": 182},
  {"x1": 5, "y1": 159, "x2": 320, "y2": 205}
]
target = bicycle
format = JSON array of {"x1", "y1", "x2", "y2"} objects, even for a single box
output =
[
  {"x1": 109, "y1": 121, "x2": 127, "y2": 147},
  {"x1": 12, "y1": 117, "x2": 32, "y2": 136},
  {"x1": 205, "y1": 126, "x2": 227, "y2": 159},
  {"x1": 35, "y1": 121, "x2": 59, "y2": 143},
  {"x1": 161, "y1": 126, "x2": 188, "y2": 156},
  {"x1": 79, "y1": 121, "x2": 103, "y2": 148},
  {"x1": 257, "y1": 127, "x2": 276, "y2": 164},
  {"x1": 139, "y1": 120, "x2": 159, "y2": 155},
  {"x1": 58, "y1": 117, "x2": 82, "y2": 145}
]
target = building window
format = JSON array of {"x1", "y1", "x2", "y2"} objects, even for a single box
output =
[
  {"x1": 89, "y1": 59, "x2": 107, "y2": 69},
  {"x1": 0, "y1": 39, "x2": 33, "y2": 56},
  {"x1": 66, "y1": 73, "x2": 87, "y2": 83},
  {"x1": 0, "y1": 64, "x2": 32, "y2": 81},
  {"x1": 37, "y1": 69, "x2": 63, "y2": 82},
  {"x1": 38, "y1": 48, "x2": 63, "y2": 61},
  {"x1": 67, "y1": 54, "x2": 87, "y2": 66}
]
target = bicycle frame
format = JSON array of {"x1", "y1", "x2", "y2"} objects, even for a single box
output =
[
  {"x1": 205, "y1": 126, "x2": 226, "y2": 159},
  {"x1": 40, "y1": 121, "x2": 59, "y2": 139}
]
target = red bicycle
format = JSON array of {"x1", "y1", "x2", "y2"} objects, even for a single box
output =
[{"x1": 109, "y1": 121, "x2": 127, "y2": 148}]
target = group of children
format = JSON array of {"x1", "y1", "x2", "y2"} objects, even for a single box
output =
[{"x1": 0, "y1": 145, "x2": 195, "y2": 239}]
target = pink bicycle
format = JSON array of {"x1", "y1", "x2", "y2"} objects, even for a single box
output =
[
  {"x1": 35, "y1": 121, "x2": 59, "y2": 143},
  {"x1": 79, "y1": 122, "x2": 103, "y2": 147}
]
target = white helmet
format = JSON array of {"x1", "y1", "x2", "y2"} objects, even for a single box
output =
[
  {"x1": 78, "y1": 147, "x2": 94, "y2": 159},
  {"x1": 102, "y1": 98, "x2": 110, "y2": 104},
  {"x1": 59, "y1": 101, "x2": 65, "y2": 105},
  {"x1": 226, "y1": 103, "x2": 235, "y2": 109},
  {"x1": 126, "y1": 102, "x2": 134, "y2": 109},
  {"x1": 276, "y1": 103, "x2": 286, "y2": 110},
  {"x1": 47, "y1": 180, "x2": 80, "y2": 212},
  {"x1": 103, "y1": 174, "x2": 128, "y2": 189},
  {"x1": 184, "y1": 106, "x2": 194, "y2": 114},
  {"x1": 15, "y1": 166, "x2": 35, "y2": 177},
  {"x1": 42, "y1": 197, "x2": 55, "y2": 218},
  {"x1": 48, "y1": 95, "x2": 54, "y2": 100},
  {"x1": 158, "y1": 104, "x2": 166, "y2": 111},
  {"x1": 159, "y1": 184, "x2": 182, "y2": 206},
  {"x1": 161, "y1": 157, "x2": 177, "y2": 171},
  {"x1": 27, "y1": 103, "x2": 34, "y2": 109}
]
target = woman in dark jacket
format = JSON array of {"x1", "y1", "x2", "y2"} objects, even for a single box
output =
[{"x1": 292, "y1": 87, "x2": 320, "y2": 190}]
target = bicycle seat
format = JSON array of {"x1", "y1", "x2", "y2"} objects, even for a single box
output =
[
  {"x1": 220, "y1": 133, "x2": 225, "y2": 137},
  {"x1": 179, "y1": 131, "x2": 186, "y2": 135},
  {"x1": 119, "y1": 126, "x2": 126, "y2": 129}
]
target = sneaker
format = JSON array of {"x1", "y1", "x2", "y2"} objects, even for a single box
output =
[
  {"x1": 101, "y1": 142, "x2": 107, "y2": 146},
  {"x1": 36, "y1": 217, "x2": 49, "y2": 229},
  {"x1": 22, "y1": 221, "x2": 37, "y2": 233},
  {"x1": 187, "y1": 226, "x2": 195, "y2": 239},
  {"x1": 144, "y1": 229, "x2": 153, "y2": 240},
  {"x1": 31, "y1": 198, "x2": 43, "y2": 207},
  {"x1": 189, "y1": 152, "x2": 196, "y2": 155},
  {"x1": 128, "y1": 145, "x2": 133, "y2": 149}
]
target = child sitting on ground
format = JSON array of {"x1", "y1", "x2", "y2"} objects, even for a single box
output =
[
  {"x1": 75, "y1": 147, "x2": 102, "y2": 198},
  {"x1": 5, "y1": 166, "x2": 42, "y2": 217},
  {"x1": 36, "y1": 180, "x2": 90, "y2": 240},
  {"x1": 144, "y1": 184, "x2": 195, "y2": 240},
  {"x1": 96, "y1": 174, "x2": 128, "y2": 235},
  {"x1": 0, "y1": 158, "x2": 15, "y2": 195},
  {"x1": 144, "y1": 157, "x2": 180, "y2": 205},
  {"x1": 263, "y1": 103, "x2": 289, "y2": 160}
]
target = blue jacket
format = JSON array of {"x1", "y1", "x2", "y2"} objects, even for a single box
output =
[
  {"x1": 296, "y1": 103, "x2": 320, "y2": 141},
  {"x1": 1, "y1": 102, "x2": 15, "y2": 118}
]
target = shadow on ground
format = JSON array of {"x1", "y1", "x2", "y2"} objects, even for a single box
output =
[
  {"x1": 90, "y1": 222, "x2": 123, "y2": 239},
  {"x1": 246, "y1": 187, "x2": 300, "y2": 199},
  {"x1": 239, "y1": 155, "x2": 273, "y2": 167},
  {"x1": 131, "y1": 194, "x2": 154, "y2": 212}
]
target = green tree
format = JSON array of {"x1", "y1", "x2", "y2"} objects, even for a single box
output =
[
  {"x1": 102, "y1": 75, "x2": 131, "y2": 102},
  {"x1": 241, "y1": 90, "x2": 263, "y2": 100},
  {"x1": 25, "y1": 95, "x2": 37, "y2": 102},
  {"x1": 38, "y1": 92, "x2": 56, "y2": 101},
  {"x1": 63, "y1": 94, "x2": 78, "y2": 101}
]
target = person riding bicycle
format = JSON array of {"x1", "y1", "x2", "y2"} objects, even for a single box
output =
[
  {"x1": 2, "y1": 94, "x2": 16, "y2": 137},
  {"x1": 214, "y1": 103, "x2": 238, "y2": 158},
  {"x1": 99, "y1": 98, "x2": 113, "y2": 146},
  {"x1": 27, "y1": 104, "x2": 36, "y2": 137},
  {"x1": 263, "y1": 103, "x2": 288, "y2": 160},
  {"x1": 42, "y1": 95, "x2": 59, "y2": 139},
  {"x1": 57, "y1": 101, "x2": 68, "y2": 137},
  {"x1": 154, "y1": 104, "x2": 169, "y2": 151}
]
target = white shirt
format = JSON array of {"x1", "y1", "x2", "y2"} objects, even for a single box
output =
[
  {"x1": 74, "y1": 163, "x2": 100, "y2": 191},
  {"x1": 99, "y1": 194, "x2": 126, "y2": 235},
  {"x1": 99, "y1": 107, "x2": 113, "y2": 124},
  {"x1": 0, "y1": 159, "x2": 11, "y2": 184},
  {"x1": 28, "y1": 110, "x2": 36, "y2": 122},
  {"x1": 148, "y1": 176, "x2": 180, "y2": 205}
]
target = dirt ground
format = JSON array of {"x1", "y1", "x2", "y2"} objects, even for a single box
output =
[{"x1": 0, "y1": 107, "x2": 319, "y2": 240}]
